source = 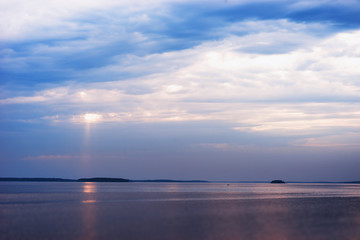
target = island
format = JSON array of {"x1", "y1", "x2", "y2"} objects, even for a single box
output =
[
  {"x1": 78, "y1": 177, "x2": 130, "y2": 182},
  {"x1": 0, "y1": 177, "x2": 206, "y2": 183},
  {"x1": 271, "y1": 180, "x2": 286, "y2": 184}
]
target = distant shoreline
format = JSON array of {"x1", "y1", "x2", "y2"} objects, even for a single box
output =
[
  {"x1": 0, "y1": 177, "x2": 208, "y2": 183},
  {"x1": 0, "y1": 177, "x2": 359, "y2": 184}
]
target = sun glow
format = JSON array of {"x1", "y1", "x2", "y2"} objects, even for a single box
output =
[{"x1": 84, "y1": 113, "x2": 102, "y2": 123}]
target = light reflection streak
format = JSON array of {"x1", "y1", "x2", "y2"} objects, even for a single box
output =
[
  {"x1": 83, "y1": 182, "x2": 97, "y2": 193},
  {"x1": 81, "y1": 182, "x2": 97, "y2": 240},
  {"x1": 82, "y1": 199, "x2": 97, "y2": 203},
  {"x1": 165, "y1": 184, "x2": 180, "y2": 192}
]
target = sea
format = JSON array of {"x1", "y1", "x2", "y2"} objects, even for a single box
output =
[{"x1": 1, "y1": 182, "x2": 360, "y2": 240}]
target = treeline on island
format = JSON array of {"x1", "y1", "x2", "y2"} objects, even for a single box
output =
[{"x1": 0, "y1": 177, "x2": 207, "y2": 183}]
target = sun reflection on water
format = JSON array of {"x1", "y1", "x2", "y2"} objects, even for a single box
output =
[
  {"x1": 81, "y1": 183, "x2": 97, "y2": 240},
  {"x1": 82, "y1": 199, "x2": 97, "y2": 203},
  {"x1": 83, "y1": 182, "x2": 97, "y2": 193}
]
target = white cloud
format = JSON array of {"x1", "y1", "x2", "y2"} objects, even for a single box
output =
[
  {"x1": 0, "y1": 95, "x2": 47, "y2": 104},
  {"x1": 0, "y1": 0, "x2": 170, "y2": 41}
]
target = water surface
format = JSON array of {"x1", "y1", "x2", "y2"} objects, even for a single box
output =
[{"x1": 1, "y1": 182, "x2": 360, "y2": 239}]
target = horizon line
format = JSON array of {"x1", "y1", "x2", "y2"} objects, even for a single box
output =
[{"x1": 0, "y1": 177, "x2": 359, "y2": 184}]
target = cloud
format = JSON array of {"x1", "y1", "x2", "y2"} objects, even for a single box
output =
[
  {"x1": 288, "y1": 4, "x2": 360, "y2": 28},
  {"x1": 0, "y1": 0, "x2": 174, "y2": 42},
  {"x1": 1, "y1": 2, "x2": 360, "y2": 155},
  {"x1": 292, "y1": 132, "x2": 360, "y2": 148},
  {"x1": 198, "y1": 143, "x2": 247, "y2": 151},
  {"x1": 1, "y1": 26, "x2": 360, "y2": 139},
  {"x1": 0, "y1": 95, "x2": 47, "y2": 104},
  {"x1": 3, "y1": 0, "x2": 360, "y2": 88},
  {"x1": 22, "y1": 155, "x2": 85, "y2": 160},
  {"x1": 21, "y1": 154, "x2": 127, "y2": 161}
]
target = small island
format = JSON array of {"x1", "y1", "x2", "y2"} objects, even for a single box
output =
[{"x1": 271, "y1": 180, "x2": 286, "y2": 184}]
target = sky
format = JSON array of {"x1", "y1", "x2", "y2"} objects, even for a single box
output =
[{"x1": 1, "y1": 0, "x2": 359, "y2": 181}]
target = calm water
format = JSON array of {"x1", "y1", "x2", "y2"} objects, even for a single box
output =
[{"x1": 1, "y1": 182, "x2": 360, "y2": 239}]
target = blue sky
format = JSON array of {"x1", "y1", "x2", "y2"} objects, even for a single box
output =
[{"x1": 1, "y1": 0, "x2": 360, "y2": 181}]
